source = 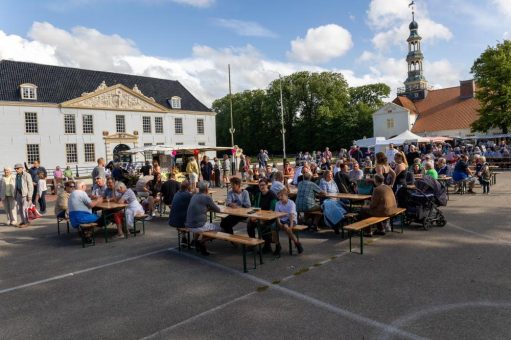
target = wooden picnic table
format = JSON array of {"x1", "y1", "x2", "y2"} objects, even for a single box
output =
[
  {"x1": 324, "y1": 193, "x2": 371, "y2": 201},
  {"x1": 93, "y1": 202, "x2": 128, "y2": 242},
  {"x1": 219, "y1": 207, "x2": 287, "y2": 221}
]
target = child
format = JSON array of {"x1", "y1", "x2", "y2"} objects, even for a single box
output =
[
  {"x1": 36, "y1": 172, "x2": 47, "y2": 214},
  {"x1": 274, "y1": 188, "x2": 303, "y2": 256}
]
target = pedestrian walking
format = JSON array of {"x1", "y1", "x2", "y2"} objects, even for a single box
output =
[
  {"x1": 14, "y1": 163, "x2": 33, "y2": 227},
  {"x1": 0, "y1": 167, "x2": 17, "y2": 225}
]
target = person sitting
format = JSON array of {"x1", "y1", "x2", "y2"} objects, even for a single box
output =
[
  {"x1": 55, "y1": 181, "x2": 74, "y2": 219},
  {"x1": 161, "y1": 172, "x2": 181, "y2": 207},
  {"x1": 358, "y1": 174, "x2": 398, "y2": 236},
  {"x1": 168, "y1": 181, "x2": 193, "y2": 244},
  {"x1": 68, "y1": 181, "x2": 104, "y2": 242},
  {"x1": 220, "y1": 177, "x2": 251, "y2": 233},
  {"x1": 436, "y1": 157, "x2": 449, "y2": 176},
  {"x1": 283, "y1": 161, "x2": 294, "y2": 184},
  {"x1": 424, "y1": 161, "x2": 438, "y2": 180},
  {"x1": 53, "y1": 166, "x2": 64, "y2": 195},
  {"x1": 452, "y1": 154, "x2": 476, "y2": 194},
  {"x1": 319, "y1": 170, "x2": 339, "y2": 194},
  {"x1": 63, "y1": 165, "x2": 74, "y2": 181},
  {"x1": 91, "y1": 176, "x2": 107, "y2": 199},
  {"x1": 264, "y1": 164, "x2": 274, "y2": 181},
  {"x1": 274, "y1": 188, "x2": 303, "y2": 255},
  {"x1": 270, "y1": 171, "x2": 286, "y2": 196},
  {"x1": 114, "y1": 182, "x2": 145, "y2": 230},
  {"x1": 143, "y1": 172, "x2": 163, "y2": 220},
  {"x1": 334, "y1": 164, "x2": 355, "y2": 194},
  {"x1": 296, "y1": 172, "x2": 326, "y2": 231},
  {"x1": 248, "y1": 178, "x2": 278, "y2": 253},
  {"x1": 319, "y1": 157, "x2": 330, "y2": 171},
  {"x1": 349, "y1": 162, "x2": 364, "y2": 182},
  {"x1": 185, "y1": 181, "x2": 222, "y2": 255},
  {"x1": 102, "y1": 177, "x2": 125, "y2": 238}
]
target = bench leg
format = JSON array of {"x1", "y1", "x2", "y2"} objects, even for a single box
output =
[
  {"x1": 360, "y1": 231, "x2": 364, "y2": 255},
  {"x1": 289, "y1": 236, "x2": 293, "y2": 255},
  {"x1": 103, "y1": 215, "x2": 108, "y2": 243},
  {"x1": 57, "y1": 219, "x2": 61, "y2": 236},
  {"x1": 348, "y1": 230, "x2": 352, "y2": 253},
  {"x1": 178, "y1": 230, "x2": 182, "y2": 251},
  {"x1": 258, "y1": 244, "x2": 263, "y2": 265},
  {"x1": 242, "y1": 245, "x2": 247, "y2": 273},
  {"x1": 187, "y1": 231, "x2": 191, "y2": 249}
]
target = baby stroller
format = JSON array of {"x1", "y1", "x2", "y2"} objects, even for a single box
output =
[{"x1": 396, "y1": 176, "x2": 447, "y2": 230}]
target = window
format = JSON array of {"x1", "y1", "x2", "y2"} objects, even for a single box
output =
[
  {"x1": 26, "y1": 144, "x2": 40, "y2": 163},
  {"x1": 82, "y1": 115, "x2": 94, "y2": 134},
  {"x1": 116, "y1": 115, "x2": 126, "y2": 133},
  {"x1": 155, "y1": 117, "x2": 163, "y2": 134},
  {"x1": 25, "y1": 112, "x2": 38, "y2": 133},
  {"x1": 198, "y1": 142, "x2": 206, "y2": 146},
  {"x1": 174, "y1": 118, "x2": 183, "y2": 134},
  {"x1": 66, "y1": 144, "x2": 78, "y2": 163},
  {"x1": 386, "y1": 118, "x2": 394, "y2": 129},
  {"x1": 20, "y1": 84, "x2": 37, "y2": 100},
  {"x1": 84, "y1": 143, "x2": 95, "y2": 162},
  {"x1": 144, "y1": 143, "x2": 152, "y2": 160},
  {"x1": 64, "y1": 114, "x2": 76, "y2": 134},
  {"x1": 142, "y1": 116, "x2": 152, "y2": 134},
  {"x1": 197, "y1": 119, "x2": 204, "y2": 134},
  {"x1": 176, "y1": 142, "x2": 183, "y2": 146},
  {"x1": 170, "y1": 96, "x2": 181, "y2": 109}
]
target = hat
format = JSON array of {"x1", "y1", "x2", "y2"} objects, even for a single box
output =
[{"x1": 14, "y1": 163, "x2": 23, "y2": 169}]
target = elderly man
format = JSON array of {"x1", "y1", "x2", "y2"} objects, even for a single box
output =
[
  {"x1": 168, "y1": 180, "x2": 192, "y2": 229},
  {"x1": 185, "y1": 181, "x2": 222, "y2": 255},
  {"x1": 359, "y1": 173, "x2": 398, "y2": 236},
  {"x1": 13, "y1": 164, "x2": 33, "y2": 227},
  {"x1": 296, "y1": 172, "x2": 326, "y2": 231},
  {"x1": 68, "y1": 181, "x2": 103, "y2": 230},
  {"x1": 55, "y1": 181, "x2": 75, "y2": 219},
  {"x1": 349, "y1": 162, "x2": 364, "y2": 182},
  {"x1": 28, "y1": 160, "x2": 46, "y2": 204},
  {"x1": 334, "y1": 163, "x2": 356, "y2": 194},
  {"x1": 91, "y1": 158, "x2": 106, "y2": 189},
  {"x1": 453, "y1": 154, "x2": 476, "y2": 194},
  {"x1": 91, "y1": 176, "x2": 107, "y2": 199},
  {"x1": 0, "y1": 167, "x2": 17, "y2": 225},
  {"x1": 220, "y1": 177, "x2": 251, "y2": 233}
]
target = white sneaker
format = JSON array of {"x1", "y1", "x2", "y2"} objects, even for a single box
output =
[
  {"x1": 144, "y1": 215, "x2": 153, "y2": 221},
  {"x1": 385, "y1": 220, "x2": 392, "y2": 232}
]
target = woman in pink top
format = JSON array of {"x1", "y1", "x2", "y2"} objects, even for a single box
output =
[{"x1": 53, "y1": 166, "x2": 63, "y2": 194}]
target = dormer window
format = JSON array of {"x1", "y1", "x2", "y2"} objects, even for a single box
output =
[
  {"x1": 20, "y1": 83, "x2": 37, "y2": 100},
  {"x1": 170, "y1": 96, "x2": 181, "y2": 109}
]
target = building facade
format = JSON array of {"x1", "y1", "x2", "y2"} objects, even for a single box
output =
[{"x1": 0, "y1": 60, "x2": 216, "y2": 170}]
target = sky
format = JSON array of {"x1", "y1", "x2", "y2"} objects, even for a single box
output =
[{"x1": 0, "y1": 0, "x2": 509, "y2": 106}]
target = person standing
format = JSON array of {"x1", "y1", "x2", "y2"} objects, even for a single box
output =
[
  {"x1": 0, "y1": 167, "x2": 17, "y2": 226},
  {"x1": 36, "y1": 171, "x2": 48, "y2": 214},
  {"x1": 53, "y1": 166, "x2": 64, "y2": 195},
  {"x1": 222, "y1": 154, "x2": 231, "y2": 186},
  {"x1": 213, "y1": 157, "x2": 221, "y2": 188},
  {"x1": 63, "y1": 165, "x2": 74, "y2": 181},
  {"x1": 13, "y1": 163, "x2": 33, "y2": 228},
  {"x1": 91, "y1": 158, "x2": 106, "y2": 189},
  {"x1": 28, "y1": 160, "x2": 46, "y2": 204},
  {"x1": 200, "y1": 155, "x2": 213, "y2": 187},
  {"x1": 186, "y1": 156, "x2": 200, "y2": 191}
]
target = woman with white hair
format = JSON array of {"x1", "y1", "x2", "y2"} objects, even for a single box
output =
[{"x1": 115, "y1": 182, "x2": 145, "y2": 228}]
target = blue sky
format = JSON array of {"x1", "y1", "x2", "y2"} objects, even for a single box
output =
[{"x1": 0, "y1": 0, "x2": 509, "y2": 105}]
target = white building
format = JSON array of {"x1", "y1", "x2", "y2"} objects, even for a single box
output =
[
  {"x1": 373, "y1": 102, "x2": 417, "y2": 139},
  {"x1": 0, "y1": 60, "x2": 216, "y2": 170}
]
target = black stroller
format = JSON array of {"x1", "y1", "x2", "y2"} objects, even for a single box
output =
[{"x1": 396, "y1": 176, "x2": 447, "y2": 230}]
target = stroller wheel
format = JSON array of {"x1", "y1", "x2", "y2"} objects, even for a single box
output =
[
  {"x1": 423, "y1": 217, "x2": 432, "y2": 230},
  {"x1": 436, "y1": 216, "x2": 446, "y2": 227}
]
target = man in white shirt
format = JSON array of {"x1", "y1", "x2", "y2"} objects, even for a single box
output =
[{"x1": 385, "y1": 143, "x2": 399, "y2": 165}]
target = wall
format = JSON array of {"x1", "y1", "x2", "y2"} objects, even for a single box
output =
[{"x1": 373, "y1": 103, "x2": 415, "y2": 139}]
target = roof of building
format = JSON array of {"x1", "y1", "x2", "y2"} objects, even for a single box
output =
[
  {"x1": 393, "y1": 86, "x2": 480, "y2": 133},
  {"x1": 0, "y1": 60, "x2": 210, "y2": 112}
]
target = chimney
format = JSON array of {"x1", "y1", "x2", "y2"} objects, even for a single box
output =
[{"x1": 460, "y1": 79, "x2": 475, "y2": 99}]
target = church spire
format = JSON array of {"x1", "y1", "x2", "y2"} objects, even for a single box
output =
[{"x1": 401, "y1": 1, "x2": 429, "y2": 101}]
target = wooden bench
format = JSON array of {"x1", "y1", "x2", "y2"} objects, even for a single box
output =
[
  {"x1": 287, "y1": 225, "x2": 308, "y2": 255},
  {"x1": 176, "y1": 228, "x2": 265, "y2": 272},
  {"x1": 79, "y1": 223, "x2": 98, "y2": 247},
  {"x1": 344, "y1": 217, "x2": 389, "y2": 254},
  {"x1": 57, "y1": 213, "x2": 70, "y2": 235},
  {"x1": 389, "y1": 208, "x2": 407, "y2": 233},
  {"x1": 133, "y1": 214, "x2": 148, "y2": 236}
]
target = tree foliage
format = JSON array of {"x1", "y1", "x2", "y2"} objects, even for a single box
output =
[
  {"x1": 213, "y1": 71, "x2": 390, "y2": 155},
  {"x1": 471, "y1": 40, "x2": 511, "y2": 134}
]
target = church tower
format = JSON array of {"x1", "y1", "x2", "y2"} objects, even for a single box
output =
[{"x1": 400, "y1": 6, "x2": 429, "y2": 101}]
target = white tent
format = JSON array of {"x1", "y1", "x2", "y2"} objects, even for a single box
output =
[
  {"x1": 355, "y1": 137, "x2": 386, "y2": 148},
  {"x1": 387, "y1": 130, "x2": 429, "y2": 143}
]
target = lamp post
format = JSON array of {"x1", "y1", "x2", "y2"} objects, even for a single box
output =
[
  {"x1": 278, "y1": 74, "x2": 287, "y2": 162},
  {"x1": 228, "y1": 64, "x2": 236, "y2": 174}
]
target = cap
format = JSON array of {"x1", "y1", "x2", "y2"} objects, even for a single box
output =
[{"x1": 14, "y1": 163, "x2": 23, "y2": 169}]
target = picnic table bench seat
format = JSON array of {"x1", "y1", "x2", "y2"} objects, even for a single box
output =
[
  {"x1": 79, "y1": 223, "x2": 98, "y2": 248},
  {"x1": 344, "y1": 217, "x2": 389, "y2": 254},
  {"x1": 388, "y1": 208, "x2": 407, "y2": 233},
  {"x1": 176, "y1": 228, "x2": 265, "y2": 273},
  {"x1": 287, "y1": 225, "x2": 308, "y2": 255}
]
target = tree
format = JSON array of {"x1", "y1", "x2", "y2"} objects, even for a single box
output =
[{"x1": 471, "y1": 40, "x2": 511, "y2": 134}]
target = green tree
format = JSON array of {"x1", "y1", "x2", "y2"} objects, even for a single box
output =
[{"x1": 471, "y1": 40, "x2": 511, "y2": 133}]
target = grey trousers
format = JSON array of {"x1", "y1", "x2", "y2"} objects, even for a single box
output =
[
  {"x1": 3, "y1": 196, "x2": 17, "y2": 224},
  {"x1": 16, "y1": 193, "x2": 30, "y2": 224}
]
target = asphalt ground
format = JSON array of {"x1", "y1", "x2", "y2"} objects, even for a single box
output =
[{"x1": 1, "y1": 175, "x2": 511, "y2": 339}]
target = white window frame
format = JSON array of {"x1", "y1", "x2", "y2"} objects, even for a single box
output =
[
  {"x1": 66, "y1": 144, "x2": 78, "y2": 164},
  {"x1": 142, "y1": 116, "x2": 152, "y2": 134},
  {"x1": 387, "y1": 118, "x2": 394, "y2": 129},
  {"x1": 198, "y1": 142, "x2": 206, "y2": 146},
  {"x1": 84, "y1": 143, "x2": 95, "y2": 163},
  {"x1": 197, "y1": 118, "x2": 204, "y2": 135},
  {"x1": 174, "y1": 117, "x2": 183, "y2": 134},
  {"x1": 116, "y1": 115, "x2": 126, "y2": 133},
  {"x1": 20, "y1": 83, "x2": 37, "y2": 100},
  {"x1": 82, "y1": 114, "x2": 94, "y2": 134},
  {"x1": 171, "y1": 96, "x2": 181, "y2": 109},
  {"x1": 154, "y1": 117, "x2": 163, "y2": 134},
  {"x1": 26, "y1": 144, "x2": 40, "y2": 164},
  {"x1": 64, "y1": 114, "x2": 76, "y2": 134},
  {"x1": 144, "y1": 143, "x2": 152, "y2": 160},
  {"x1": 25, "y1": 112, "x2": 38, "y2": 134}
]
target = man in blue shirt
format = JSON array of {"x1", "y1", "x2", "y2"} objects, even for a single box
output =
[
  {"x1": 220, "y1": 177, "x2": 251, "y2": 233},
  {"x1": 168, "y1": 181, "x2": 192, "y2": 229}
]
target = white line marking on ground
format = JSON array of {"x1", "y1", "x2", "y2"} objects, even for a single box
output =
[
  {"x1": 149, "y1": 249, "x2": 425, "y2": 340},
  {"x1": 447, "y1": 222, "x2": 511, "y2": 245},
  {"x1": 0, "y1": 247, "x2": 176, "y2": 295},
  {"x1": 379, "y1": 301, "x2": 511, "y2": 340}
]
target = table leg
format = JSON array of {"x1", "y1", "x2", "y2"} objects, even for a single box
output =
[
  {"x1": 360, "y1": 231, "x2": 364, "y2": 255},
  {"x1": 242, "y1": 245, "x2": 247, "y2": 273},
  {"x1": 103, "y1": 214, "x2": 108, "y2": 243},
  {"x1": 348, "y1": 230, "x2": 352, "y2": 253}
]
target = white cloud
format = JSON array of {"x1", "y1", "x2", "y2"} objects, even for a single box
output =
[
  {"x1": 287, "y1": 24, "x2": 353, "y2": 64},
  {"x1": 359, "y1": 51, "x2": 375, "y2": 62},
  {"x1": 213, "y1": 19, "x2": 276, "y2": 37},
  {"x1": 493, "y1": 0, "x2": 511, "y2": 17},
  {"x1": 171, "y1": 0, "x2": 214, "y2": 8},
  {"x1": 367, "y1": 0, "x2": 452, "y2": 51}
]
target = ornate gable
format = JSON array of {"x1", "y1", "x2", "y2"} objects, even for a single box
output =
[{"x1": 60, "y1": 82, "x2": 169, "y2": 112}]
